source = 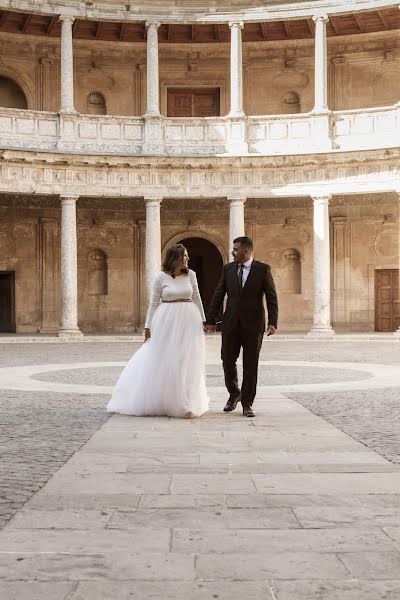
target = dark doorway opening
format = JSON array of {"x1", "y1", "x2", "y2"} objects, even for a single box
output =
[
  {"x1": 179, "y1": 237, "x2": 224, "y2": 322},
  {"x1": 0, "y1": 272, "x2": 16, "y2": 333}
]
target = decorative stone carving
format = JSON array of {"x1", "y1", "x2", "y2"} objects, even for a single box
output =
[
  {"x1": 374, "y1": 227, "x2": 399, "y2": 260},
  {"x1": 0, "y1": 231, "x2": 14, "y2": 261}
]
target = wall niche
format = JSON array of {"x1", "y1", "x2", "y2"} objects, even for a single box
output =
[
  {"x1": 281, "y1": 248, "x2": 301, "y2": 294},
  {"x1": 88, "y1": 249, "x2": 108, "y2": 295}
]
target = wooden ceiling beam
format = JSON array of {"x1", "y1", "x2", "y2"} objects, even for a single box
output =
[
  {"x1": 95, "y1": 22, "x2": 102, "y2": 38},
  {"x1": 167, "y1": 24, "x2": 172, "y2": 41},
  {"x1": 119, "y1": 22, "x2": 126, "y2": 40},
  {"x1": 0, "y1": 11, "x2": 8, "y2": 27},
  {"x1": 191, "y1": 24, "x2": 195, "y2": 41},
  {"x1": 22, "y1": 13, "x2": 33, "y2": 33},
  {"x1": 377, "y1": 10, "x2": 390, "y2": 30},
  {"x1": 260, "y1": 22, "x2": 268, "y2": 40},
  {"x1": 307, "y1": 18, "x2": 315, "y2": 35},
  {"x1": 72, "y1": 19, "x2": 79, "y2": 35},
  {"x1": 283, "y1": 21, "x2": 291, "y2": 38},
  {"x1": 46, "y1": 16, "x2": 57, "y2": 35},
  {"x1": 353, "y1": 14, "x2": 364, "y2": 33},
  {"x1": 329, "y1": 16, "x2": 339, "y2": 34}
]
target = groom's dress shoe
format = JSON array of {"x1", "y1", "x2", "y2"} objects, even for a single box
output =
[
  {"x1": 223, "y1": 395, "x2": 240, "y2": 412},
  {"x1": 243, "y1": 406, "x2": 255, "y2": 417}
]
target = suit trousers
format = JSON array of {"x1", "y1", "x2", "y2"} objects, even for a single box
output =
[{"x1": 221, "y1": 323, "x2": 264, "y2": 407}]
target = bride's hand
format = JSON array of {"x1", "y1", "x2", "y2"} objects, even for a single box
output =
[{"x1": 144, "y1": 328, "x2": 151, "y2": 342}]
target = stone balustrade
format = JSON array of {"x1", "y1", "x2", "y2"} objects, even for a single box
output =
[{"x1": 0, "y1": 105, "x2": 398, "y2": 157}]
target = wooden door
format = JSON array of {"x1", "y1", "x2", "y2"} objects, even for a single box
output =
[
  {"x1": 167, "y1": 88, "x2": 220, "y2": 117},
  {"x1": 0, "y1": 272, "x2": 15, "y2": 332},
  {"x1": 375, "y1": 269, "x2": 400, "y2": 331}
]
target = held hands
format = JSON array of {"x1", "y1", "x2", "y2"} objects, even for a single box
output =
[
  {"x1": 204, "y1": 323, "x2": 216, "y2": 333},
  {"x1": 266, "y1": 324, "x2": 277, "y2": 336}
]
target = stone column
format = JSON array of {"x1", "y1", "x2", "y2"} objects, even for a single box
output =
[
  {"x1": 145, "y1": 21, "x2": 161, "y2": 117},
  {"x1": 228, "y1": 197, "x2": 246, "y2": 261},
  {"x1": 228, "y1": 21, "x2": 244, "y2": 117},
  {"x1": 313, "y1": 15, "x2": 329, "y2": 112},
  {"x1": 58, "y1": 196, "x2": 82, "y2": 337},
  {"x1": 59, "y1": 16, "x2": 75, "y2": 113},
  {"x1": 309, "y1": 195, "x2": 335, "y2": 337},
  {"x1": 145, "y1": 198, "x2": 162, "y2": 300}
]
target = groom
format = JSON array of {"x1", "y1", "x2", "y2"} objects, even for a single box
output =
[{"x1": 206, "y1": 237, "x2": 278, "y2": 417}]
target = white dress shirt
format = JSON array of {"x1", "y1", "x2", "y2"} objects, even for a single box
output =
[{"x1": 238, "y1": 257, "x2": 253, "y2": 287}]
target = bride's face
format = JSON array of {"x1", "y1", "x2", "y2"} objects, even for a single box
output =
[{"x1": 181, "y1": 250, "x2": 189, "y2": 268}]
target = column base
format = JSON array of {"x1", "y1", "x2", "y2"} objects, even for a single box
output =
[
  {"x1": 394, "y1": 329, "x2": 400, "y2": 338},
  {"x1": 308, "y1": 326, "x2": 335, "y2": 338},
  {"x1": 57, "y1": 327, "x2": 84, "y2": 338}
]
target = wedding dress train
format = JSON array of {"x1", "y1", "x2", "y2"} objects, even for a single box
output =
[{"x1": 107, "y1": 270, "x2": 209, "y2": 418}]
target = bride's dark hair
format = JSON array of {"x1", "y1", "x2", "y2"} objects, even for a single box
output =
[{"x1": 162, "y1": 243, "x2": 189, "y2": 278}]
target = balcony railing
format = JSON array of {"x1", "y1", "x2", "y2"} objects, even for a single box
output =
[{"x1": 0, "y1": 104, "x2": 398, "y2": 157}]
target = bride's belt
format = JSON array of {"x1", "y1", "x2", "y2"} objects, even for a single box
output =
[{"x1": 161, "y1": 299, "x2": 192, "y2": 303}]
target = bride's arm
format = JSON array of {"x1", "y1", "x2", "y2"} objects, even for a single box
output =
[
  {"x1": 144, "y1": 274, "x2": 162, "y2": 333},
  {"x1": 191, "y1": 271, "x2": 206, "y2": 322}
]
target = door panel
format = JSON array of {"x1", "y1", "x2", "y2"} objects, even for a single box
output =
[
  {"x1": 375, "y1": 269, "x2": 400, "y2": 332},
  {"x1": 167, "y1": 88, "x2": 220, "y2": 117}
]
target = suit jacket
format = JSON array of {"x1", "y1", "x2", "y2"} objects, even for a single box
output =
[{"x1": 207, "y1": 260, "x2": 278, "y2": 334}]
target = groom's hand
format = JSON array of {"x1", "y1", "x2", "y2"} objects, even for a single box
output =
[
  {"x1": 266, "y1": 325, "x2": 276, "y2": 336},
  {"x1": 206, "y1": 324, "x2": 217, "y2": 333},
  {"x1": 144, "y1": 328, "x2": 151, "y2": 341}
]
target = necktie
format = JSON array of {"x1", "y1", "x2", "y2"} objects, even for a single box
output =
[{"x1": 238, "y1": 264, "x2": 244, "y2": 289}]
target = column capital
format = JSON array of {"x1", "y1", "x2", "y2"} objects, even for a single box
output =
[
  {"x1": 60, "y1": 195, "x2": 79, "y2": 204},
  {"x1": 312, "y1": 14, "x2": 329, "y2": 23},
  {"x1": 228, "y1": 21, "x2": 244, "y2": 29},
  {"x1": 228, "y1": 197, "x2": 246, "y2": 205},
  {"x1": 311, "y1": 194, "x2": 331, "y2": 204},
  {"x1": 59, "y1": 15, "x2": 75, "y2": 24},
  {"x1": 145, "y1": 20, "x2": 161, "y2": 29},
  {"x1": 331, "y1": 55, "x2": 346, "y2": 66},
  {"x1": 144, "y1": 197, "x2": 163, "y2": 207}
]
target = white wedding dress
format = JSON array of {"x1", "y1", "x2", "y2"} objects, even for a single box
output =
[{"x1": 107, "y1": 270, "x2": 209, "y2": 418}]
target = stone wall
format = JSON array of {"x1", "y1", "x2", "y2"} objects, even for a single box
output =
[
  {"x1": 0, "y1": 31, "x2": 399, "y2": 115},
  {"x1": 0, "y1": 193, "x2": 398, "y2": 333}
]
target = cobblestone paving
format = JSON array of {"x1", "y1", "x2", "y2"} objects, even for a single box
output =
[
  {"x1": 0, "y1": 391, "x2": 109, "y2": 529},
  {"x1": 288, "y1": 389, "x2": 400, "y2": 465},
  {"x1": 1, "y1": 340, "x2": 400, "y2": 531}
]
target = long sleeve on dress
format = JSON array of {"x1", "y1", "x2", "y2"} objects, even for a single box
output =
[
  {"x1": 191, "y1": 270, "x2": 206, "y2": 322},
  {"x1": 144, "y1": 274, "x2": 162, "y2": 329}
]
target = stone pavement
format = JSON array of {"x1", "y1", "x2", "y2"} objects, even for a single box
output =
[{"x1": 1, "y1": 338, "x2": 400, "y2": 599}]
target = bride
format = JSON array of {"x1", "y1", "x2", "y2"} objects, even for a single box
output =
[{"x1": 107, "y1": 243, "x2": 209, "y2": 418}]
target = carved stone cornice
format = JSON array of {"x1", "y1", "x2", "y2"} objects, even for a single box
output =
[{"x1": 0, "y1": 148, "x2": 399, "y2": 200}]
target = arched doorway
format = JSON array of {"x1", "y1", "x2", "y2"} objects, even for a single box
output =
[
  {"x1": 0, "y1": 76, "x2": 28, "y2": 109},
  {"x1": 178, "y1": 237, "x2": 224, "y2": 320}
]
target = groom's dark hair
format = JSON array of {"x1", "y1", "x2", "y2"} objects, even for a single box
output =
[{"x1": 233, "y1": 236, "x2": 253, "y2": 250}]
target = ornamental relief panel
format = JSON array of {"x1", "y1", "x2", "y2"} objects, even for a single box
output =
[{"x1": 0, "y1": 158, "x2": 399, "y2": 198}]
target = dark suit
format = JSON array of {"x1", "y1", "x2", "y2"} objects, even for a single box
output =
[{"x1": 207, "y1": 260, "x2": 278, "y2": 408}]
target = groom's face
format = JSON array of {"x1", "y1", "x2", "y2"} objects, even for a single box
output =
[{"x1": 232, "y1": 242, "x2": 247, "y2": 263}]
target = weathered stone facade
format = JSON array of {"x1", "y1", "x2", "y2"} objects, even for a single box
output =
[{"x1": 0, "y1": 0, "x2": 399, "y2": 335}]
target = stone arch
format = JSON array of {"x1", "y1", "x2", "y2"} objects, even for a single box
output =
[
  {"x1": 162, "y1": 231, "x2": 226, "y2": 319},
  {"x1": 87, "y1": 91, "x2": 107, "y2": 115},
  {"x1": 88, "y1": 249, "x2": 108, "y2": 295},
  {"x1": 281, "y1": 90, "x2": 301, "y2": 114},
  {"x1": 281, "y1": 248, "x2": 301, "y2": 294},
  {"x1": 162, "y1": 230, "x2": 228, "y2": 264},
  {"x1": 0, "y1": 75, "x2": 29, "y2": 109}
]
